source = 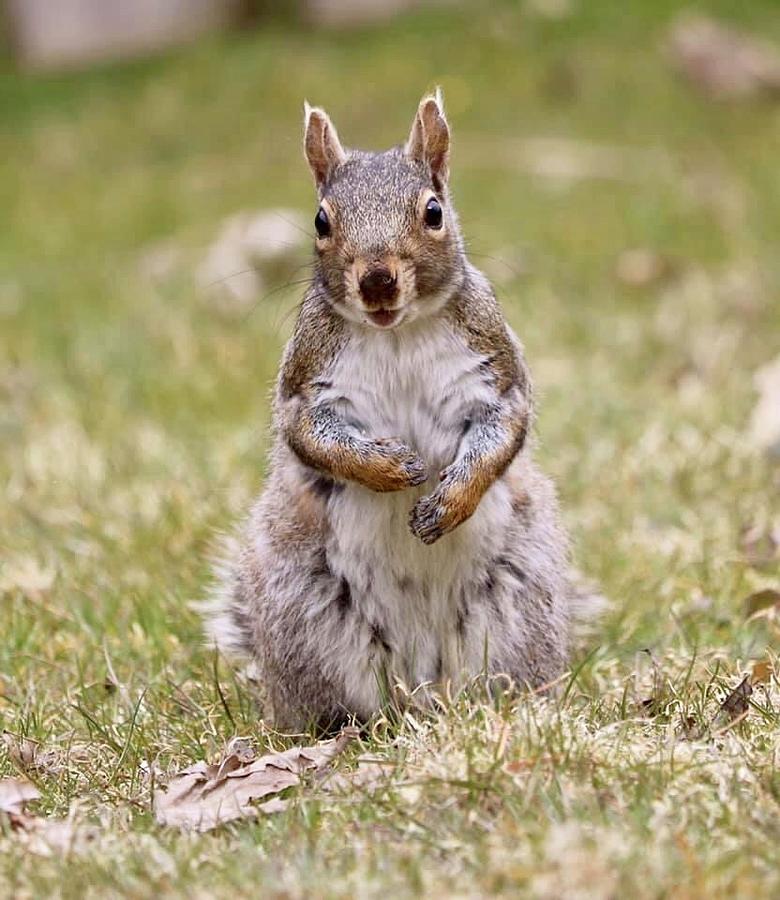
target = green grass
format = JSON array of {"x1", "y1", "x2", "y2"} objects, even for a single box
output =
[{"x1": 1, "y1": 1, "x2": 779, "y2": 895}]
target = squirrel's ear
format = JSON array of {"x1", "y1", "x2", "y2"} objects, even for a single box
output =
[
  {"x1": 303, "y1": 101, "x2": 347, "y2": 190},
  {"x1": 405, "y1": 88, "x2": 450, "y2": 189}
]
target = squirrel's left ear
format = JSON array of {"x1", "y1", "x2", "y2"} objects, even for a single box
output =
[
  {"x1": 405, "y1": 88, "x2": 450, "y2": 189},
  {"x1": 303, "y1": 101, "x2": 347, "y2": 191}
]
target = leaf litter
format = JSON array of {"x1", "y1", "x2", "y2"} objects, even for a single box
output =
[
  {"x1": 0, "y1": 777, "x2": 41, "y2": 827},
  {"x1": 0, "y1": 776, "x2": 98, "y2": 856},
  {"x1": 712, "y1": 675, "x2": 753, "y2": 732},
  {"x1": 154, "y1": 726, "x2": 359, "y2": 831}
]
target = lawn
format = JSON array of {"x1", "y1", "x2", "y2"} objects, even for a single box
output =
[{"x1": 1, "y1": 1, "x2": 779, "y2": 896}]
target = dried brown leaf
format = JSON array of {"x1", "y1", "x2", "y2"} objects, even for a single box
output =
[
  {"x1": 154, "y1": 727, "x2": 358, "y2": 831},
  {"x1": 0, "y1": 777, "x2": 41, "y2": 815},
  {"x1": 2, "y1": 731, "x2": 39, "y2": 770},
  {"x1": 0, "y1": 776, "x2": 41, "y2": 829},
  {"x1": 713, "y1": 675, "x2": 753, "y2": 730},
  {"x1": 751, "y1": 660, "x2": 773, "y2": 685},
  {"x1": 1, "y1": 731, "x2": 86, "y2": 777},
  {"x1": 0, "y1": 775, "x2": 98, "y2": 854},
  {"x1": 224, "y1": 736, "x2": 256, "y2": 765},
  {"x1": 743, "y1": 588, "x2": 780, "y2": 618}
]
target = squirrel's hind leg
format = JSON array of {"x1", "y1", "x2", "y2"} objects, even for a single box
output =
[
  {"x1": 475, "y1": 462, "x2": 572, "y2": 692},
  {"x1": 204, "y1": 470, "x2": 375, "y2": 732}
]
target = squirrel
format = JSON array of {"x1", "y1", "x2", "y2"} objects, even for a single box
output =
[{"x1": 204, "y1": 90, "x2": 580, "y2": 733}]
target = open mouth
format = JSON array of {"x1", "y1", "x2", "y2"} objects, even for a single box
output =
[{"x1": 366, "y1": 308, "x2": 402, "y2": 328}]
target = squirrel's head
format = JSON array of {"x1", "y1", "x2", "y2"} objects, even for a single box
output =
[{"x1": 303, "y1": 90, "x2": 464, "y2": 330}]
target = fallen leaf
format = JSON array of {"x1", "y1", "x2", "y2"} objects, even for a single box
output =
[
  {"x1": 0, "y1": 777, "x2": 41, "y2": 828},
  {"x1": 2, "y1": 731, "x2": 39, "y2": 770},
  {"x1": 743, "y1": 588, "x2": 780, "y2": 618},
  {"x1": 669, "y1": 15, "x2": 780, "y2": 100},
  {"x1": 751, "y1": 660, "x2": 773, "y2": 685},
  {"x1": 0, "y1": 777, "x2": 41, "y2": 814},
  {"x1": 713, "y1": 675, "x2": 753, "y2": 730},
  {"x1": 0, "y1": 776, "x2": 97, "y2": 855},
  {"x1": 224, "y1": 736, "x2": 256, "y2": 765},
  {"x1": 1, "y1": 732, "x2": 87, "y2": 777},
  {"x1": 154, "y1": 727, "x2": 358, "y2": 831}
]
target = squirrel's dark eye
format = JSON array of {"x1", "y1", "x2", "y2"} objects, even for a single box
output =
[
  {"x1": 424, "y1": 197, "x2": 443, "y2": 230},
  {"x1": 314, "y1": 206, "x2": 331, "y2": 238}
]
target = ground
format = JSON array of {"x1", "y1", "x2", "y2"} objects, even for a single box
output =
[{"x1": 1, "y1": 1, "x2": 779, "y2": 896}]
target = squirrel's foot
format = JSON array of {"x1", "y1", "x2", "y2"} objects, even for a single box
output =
[
  {"x1": 367, "y1": 438, "x2": 428, "y2": 492},
  {"x1": 408, "y1": 466, "x2": 477, "y2": 544}
]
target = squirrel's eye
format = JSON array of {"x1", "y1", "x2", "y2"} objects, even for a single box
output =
[
  {"x1": 424, "y1": 197, "x2": 443, "y2": 230},
  {"x1": 314, "y1": 206, "x2": 331, "y2": 238}
]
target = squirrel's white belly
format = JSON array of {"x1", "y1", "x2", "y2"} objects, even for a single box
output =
[{"x1": 320, "y1": 323, "x2": 514, "y2": 702}]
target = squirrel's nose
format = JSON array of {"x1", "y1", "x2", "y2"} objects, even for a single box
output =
[{"x1": 359, "y1": 266, "x2": 398, "y2": 307}]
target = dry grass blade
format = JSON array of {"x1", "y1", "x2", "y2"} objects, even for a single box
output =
[
  {"x1": 154, "y1": 727, "x2": 359, "y2": 831},
  {"x1": 318, "y1": 758, "x2": 397, "y2": 794}
]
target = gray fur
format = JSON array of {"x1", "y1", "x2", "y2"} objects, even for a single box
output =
[{"x1": 204, "y1": 93, "x2": 585, "y2": 731}]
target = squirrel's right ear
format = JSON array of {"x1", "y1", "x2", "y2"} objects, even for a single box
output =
[
  {"x1": 405, "y1": 89, "x2": 450, "y2": 189},
  {"x1": 303, "y1": 101, "x2": 347, "y2": 191}
]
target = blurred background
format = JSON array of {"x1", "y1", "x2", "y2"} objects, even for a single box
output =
[
  {"x1": 1, "y1": 0, "x2": 778, "y2": 706},
  {"x1": 2, "y1": 4, "x2": 779, "y2": 890}
]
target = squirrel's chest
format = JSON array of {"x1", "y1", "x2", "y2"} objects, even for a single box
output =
[{"x1": 325, "y1": 323, "x2": 494, "y2": 468}]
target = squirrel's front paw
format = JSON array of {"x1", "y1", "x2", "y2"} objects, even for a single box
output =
[
  {"x1": 368, "y1": 438, "x2": 428, "y2": 492},
  {"x1": 409, "y1": 469, "x2": 476, "y2": 544}
]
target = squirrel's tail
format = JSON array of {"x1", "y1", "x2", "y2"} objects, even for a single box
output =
[
  {"x1": 196, "y1": 531, "x2": 253, "y2": 662},
  {"x1": 568, "y1": 570, "x2": 609, "y2": 644}
]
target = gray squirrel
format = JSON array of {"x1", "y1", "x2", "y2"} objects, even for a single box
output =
[{"x1": 204, "y1": 91, "x2": 582, "y2": 732}]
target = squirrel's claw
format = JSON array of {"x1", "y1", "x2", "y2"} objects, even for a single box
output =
[
  {"x1": 405, "y1": 456, "x2": 429, "y2": 486},
  {"x1": 409, "y1": 465, "x2": 478, "y2": 543},
  {"x1": 409, "y1": 488, "x2": 454, "y2": 544},
  {"x1": 371, "y1": 438, "x2": 428, "y2": 491}
]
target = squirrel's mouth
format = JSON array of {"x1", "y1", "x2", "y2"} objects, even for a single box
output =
[{"x1": 366, "y1": 308, "x2": 402, "y2": 328}]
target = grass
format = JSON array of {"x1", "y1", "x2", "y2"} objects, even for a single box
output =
[{"x1": 1, "y1": 0, "x2": 779, "y2": 895}]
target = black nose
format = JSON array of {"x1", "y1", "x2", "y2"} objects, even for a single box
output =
[{"x1": 359, "y1": 266, "x2": 398, "y2": 306}]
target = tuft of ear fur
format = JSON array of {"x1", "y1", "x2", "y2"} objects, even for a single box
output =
[
  {"x1": 303, "y1": 101, "x2": 347, "y2": 190},
  {"x1": 405, "y1": 88, "x2": 450, "y2": 189}
]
